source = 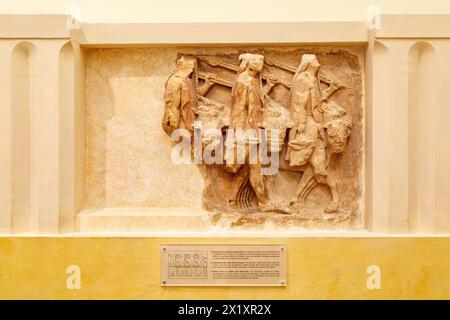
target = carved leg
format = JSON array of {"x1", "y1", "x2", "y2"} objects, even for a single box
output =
[
  {"x1": 299, "y1": 178, "x2": 317, "y2": 205},
  {"x1": 228, "y1": 166, "x2": 249, "y2": 207},
  {"x1": 249, "y1": 163, "x2": 268, "y2": 210},
  {"x1": 291, "y1": 166, "x2": 314, "y2": 206},
  {"x1": 309, "y1": 171, "x2": 340, "y2": 214},
  {"x1": 327, "y1": 153, "x2": 338, "y2": 168},
  {"x1": 309, "y1": 139, "x2": 341, "y2": 213},
  {"x1": 324, "y1": 172, "x2": 340, "y2": 213}
]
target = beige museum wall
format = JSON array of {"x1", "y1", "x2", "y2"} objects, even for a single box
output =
[
  {"x1": 1, "y1": 0, "x2": 450, "y2": 22},
  {"x1": 366, "y1": 37, "x2": 450, "y2": 233},
  {"x1": 1, "y1": 12, "x2": 450, "y2": 234}
]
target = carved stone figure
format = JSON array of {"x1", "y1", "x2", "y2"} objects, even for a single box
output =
[
  {"x1": 162, "y1": 56, "x2": 214, "y2": 135},
  {"x1": 225, "y1": 53, "x2": 271, "y2": 211},
  {"x1": 286, "y1": 54, "x2": 343, "y2": 213}
]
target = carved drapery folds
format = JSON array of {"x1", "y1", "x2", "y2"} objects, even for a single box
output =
[{"x1": 162, "y1": 49, "x2": 363, "y2": 228}]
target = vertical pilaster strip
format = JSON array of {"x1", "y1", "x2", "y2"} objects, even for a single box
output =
[
  {"x1": 408, "y1": 41, "x2": 436, "y2": 232},
  {"x1": 30, "y1": 40, "x2": 64, "y2": 233},
  {"x1": 435, "y1": 41, "x2": 450, "y2": 232},
  {"x1": 370, "y1": 40, "x2": 390, "y2": 232},
  {"x1": 11, "y1": 41, "x2": 33, "y2": 233},
  {"x1": 386, "y1": 41, "x2": 410, "y2": 233},
  {"x1": 0, "y1": 42, "x2": 12, "y2": 233},
  {"x1": 73, "y1": 38, "x2": 87, "y2": 231},
  {"x1": 59, "y1": 41, "x2": 76, "y2": 232}
]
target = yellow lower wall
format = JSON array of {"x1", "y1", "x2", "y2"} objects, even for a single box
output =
[{"x1": 0, "y1": 237, "x2": 449, "y2": 299}]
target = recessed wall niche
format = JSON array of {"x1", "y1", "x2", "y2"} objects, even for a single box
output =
[{"x1": 82, "y1": 46, "x2": 364, "y2": 231}]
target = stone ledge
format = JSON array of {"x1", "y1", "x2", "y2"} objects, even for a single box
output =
[
  {"x1": 77, "y1": 21, "x2": 368, "y2": 46},
  {"x1": 77, "y1": 207, "x2": 361, "y2": 233},
  {"x1": 77, "y1": 208, "x2": 210, "y2": 232}
]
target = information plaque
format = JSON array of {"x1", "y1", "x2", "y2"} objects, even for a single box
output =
[{"x1": 160, "y1": 244, "x2": 286, "y2": 286}]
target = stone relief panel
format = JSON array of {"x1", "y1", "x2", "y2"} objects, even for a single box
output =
[{"x1": 86, "y1": 47, "x2": 363, "y2": 229}]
